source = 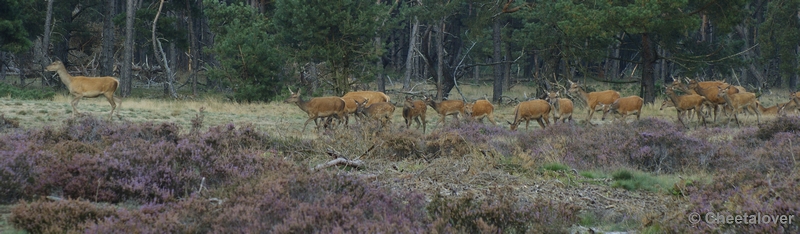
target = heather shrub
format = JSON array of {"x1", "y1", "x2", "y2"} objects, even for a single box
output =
[
  {"x1": 755, "y1": 116, "x2": 800, "y2": 140},
  {"x1": 380, "y1": 128, "x2": 425, "y2": 160},
  {"x1": 9, "y1": 199, "x2": 117, "y2": 234},
  {"x1": 87, "y1": 160, "x2": 430, "y2": 233},
  {"x1": 425, "y1": 130, "x2": 472, "y2": 158},
  {"x1": 0, "y1": 114, "x2": 19, "y2": 131},
  {"x1": 427, "y1": 187, "x2": 581, "y2": 233}
]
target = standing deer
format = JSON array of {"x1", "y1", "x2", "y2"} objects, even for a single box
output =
[
  {"x1": 464, "y1": 100, "x2": 497, "y2": 125},
  {"x1": 284, "y1": 87, "x2": 346, "y2": 132},
  {"x1": 507, "y1": 99, "x2": 551, "y2": 130},
  {"x1": 688, "y1": 79, "x2": 738, "y2": 122},
  {"x1": 568, "y1": 81, "x2": 620, "y2": 123},
  {"x1": 663, "y1": 86, "x2": 707, "y2": 128},
  {"x1": 601, "y1": 96, "x2": 644, "y2": 121},
  {"x1": 424, "y1": 96, "x2": 465, "y2": 125},
  {"x1": 403, "y1": 96, "x2": 427, "y2": 132},
  {"x1": 716, "y1": 85, "x2": 760, "y2": 126},
  {"x1": 545, "y1": 91, "x2": 573, "y2": 123},
  {"x1": 45, "y1": 60, "x2": 121, "y2": 119},
  {"x1": 343, "y1": 91, "x2": 390, "y2": 120}
]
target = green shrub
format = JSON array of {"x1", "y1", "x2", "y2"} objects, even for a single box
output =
[{"x1": 0, "y1": 83, "x2": 55, "y2": 100}]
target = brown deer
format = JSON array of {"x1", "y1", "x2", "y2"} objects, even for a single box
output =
[
  {"x1": 341, "y1": 95, "x2": 367, "y2": 124},
  {"x1": 663, "y1": 86, "x2": 708, "y2": 128},
  {"x1": 343, "y1": 91, "x2": 390, "y2": 119},
  {"x1": 402, "y1": 96, "x2": 427, "y2": 132},
  {"x1": 716, "y1": 85, "x2": 760, "y2": 126},
  {"x1": 567, "y1": 81, "x2": 620, "y2": 123},
  {"x1": 507, "y1": 99, "x2": 551, "y2": 130},
  {"x1": 424, "y1": 96, "x2": 465, "y2": 125},
  {"x1": 688, "y1": 79, "x2": 738, "y2": 121},
  {"x1": 464, "y1": 100, "x2": 497, "y2": 125},
  {"x1": 355, "y1": 99, "x2": 396, "y2": 129},
  {"x1": 545, "y1": 91, "x2": 573, "y2": 123},
  {"x1": 284, "y1": 87, "x2": 346, "y2": 132},
  {"x1": 601, "y1": 95, "x2": 644, "y2": 121},
  {"x1": 45, "y1": 60, "x2": 121, "y2": 119}
]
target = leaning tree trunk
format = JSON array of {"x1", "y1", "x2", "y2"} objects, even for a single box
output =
[
  {"x1": 152, "y1": 0, "x2": 178, "y2": 98},
  {"x1": 491, "y1": 19, "x2": 503, "y2": 103},
  {"x1": 640, "y1": 33, "x2": 656, "y2": 104},
  {"x1": 100, "y1": 0, "x2": 116, "y2": 76},
  {"x1": 121, "y1": 0, "x2": 136, "y2": 97}
]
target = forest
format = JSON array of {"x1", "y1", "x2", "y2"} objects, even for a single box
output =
[{"x1": 0, "y1": 0, "x2": 797, "y2": 103}]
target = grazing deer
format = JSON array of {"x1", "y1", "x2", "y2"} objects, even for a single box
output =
[
  {"x1": 403, "y1": 96, "x2": 427, "y2": 132},
  {"x1": 601, "y1": 95, "x2": 644, "y2": 121},
  {"x1": 464, "y1": 100, "x2": 497, "y2": 125},
  {"x1": 716, "y1": 85, "x2": 760, "y2": 126},
  {"x1": 545, "y1": 91, "x2": 573, "y2": 123},
  {"x1": 355, "y1": 99, "x2": 396, "y2": 129},
  {"x1": 508, "y1": 99, "x2": 551, "y2": 130},
  {"x1": 424, "y1": 96, "x2": 465, "y2": 125},
  {"x1": 567, "y1": 81, "x2": 620, "y2": 123},
  {"x1": 284, "y1": 87, "x2": 346, "y2": 132},
  {"x1": 663, "y1": 86, "x2": 708, "y2": 128},
  {"x1": 45, "y1": 60, "x2": 121, "y2": 119}
]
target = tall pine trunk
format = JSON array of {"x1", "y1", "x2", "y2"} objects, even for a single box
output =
[
  {"x1": 100, "y1": 0, "x2": 116, "y2": 76},
  {"x1": 121, "y1": 0, "x2": 135, "y2": 97},
  {"x1": 640, "y1": 33, "x2": 656, "y2": 104},
  {"x1": 402, "y1": 17, "x2": 419, "y2": 91},
  {"x1": 491, "y1": 19, "x2": 503, "y2": 102}
]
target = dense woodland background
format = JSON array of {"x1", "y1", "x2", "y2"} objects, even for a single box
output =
[{"x1": 0, "y1": 0, "x2": 798, "y2": 103}]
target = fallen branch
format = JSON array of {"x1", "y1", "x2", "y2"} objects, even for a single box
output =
[{"x1": 312, "y1": 157, "x2": 365, "y2": 171}]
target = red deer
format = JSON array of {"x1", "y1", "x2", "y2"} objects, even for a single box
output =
[
  {"x1": 662, "y1": 86, "x2": 708, "y2": 128},
  {"x1": 568, "y1": 81, "x2": 620, "y2": 123},
  {"x1": 545, "y1": 91, "x2": 573, "y2": 123},
  {"x1": 424, "y1": 96, "x2": 465, "y2": 125},
  {"x1": 341, "y1": 95, "x2": 367, "y2": 124},
  {"x1": 464, "y1": 100, "x2": 497, "y2": 125},
  {"x1": 403, "y1": 96, "x2": 427, "y2": 132},
  {"x1": 602, "y1": 96, "x2": 644, "y2": 121},
  {"x1": 284, "y1": 87, "x2": 346, "y2": 132},
  {"x1": 716, "y1": 85, "x2": 760, "y2": 126},
  {"x1": 355, "y1": 99, "x2": 396, "y2": 129},
  {"x1": 507, "y1": 99, "x2": 551, "y2": 130},
  {"x1": 45, "y1": 60, "x2": 121, "y2": 119},
  {"x1": 688, "y1": 79, "x2": 738, "y2": 121}
]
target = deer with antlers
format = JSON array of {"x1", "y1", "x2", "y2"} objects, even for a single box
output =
[
  {"x1": 284, "y1": 87, "x2": 347, "y2": 132},
  {"x1": 45, "y1": 60, "x2": 122, "y2": 119}
]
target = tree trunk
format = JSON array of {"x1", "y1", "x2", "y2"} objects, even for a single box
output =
[
  {"x1": 186, "y1": 0, "x2": 198, "y2": 96},
  {"x1": 435, "y1": 19, "x2": 444, "y2": 101},
  {"x1": 40, "y1": 0, "x2": 55, "y2": 86},
  {"x1": 504, "y1": 42, "x2": 512, "y2": 91},
  {"x1": 121, "y1": 0, "x2": 135, "y2": 97},
  {"x1": 491, "y1": 19, "x2": 503, "y2": 103},
  {"x1": 402, "y1": 17, "x2": 419, "y2": 91},
  {"x1": 640, "y1": 33, "x2": 656, "y2": 104},
  {"x1": 152, "y1": 0, "x2": 178, "y2": 98},
  {"x1": 100, "y1": 0, "x2": 116, "y2": 76}
]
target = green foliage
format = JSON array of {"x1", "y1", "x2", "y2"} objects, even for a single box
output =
[
  {"x1": 542, "y1": 162, "x2": 569, "y2": 172},
  {"x1": 273, "y1": 0, "x2": 388, "y2": 95},
  {"x1": 0, "y1": 83, "x2": 55, "y2": 100},
  {"x1": 0, "y1": 0, "x2": 33, "y2": 52},
  {"x1": 204, "y1": 0, "x2": 285, "y2": 102},
  {"x1": 758, "y1": 0, "x2": 800, "y2": 82},
  {"x1": 610, "y1": 169, "x2": 679, "y2": 194}
]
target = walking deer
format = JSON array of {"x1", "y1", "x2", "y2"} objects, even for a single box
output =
[
  {"x1": 424, "y1": 96, "x2": 465, "y2": 125},
  {"x1": 45, "y1": 60, "x2": 121, "y2": 119},
  {"x1": 284, "y1": 87, "x2": 346, "y2": 132},
  {"x1": 568, "y1": 81, "x2": 620, "y2": 123},
  {"x1": 403, "y1": 96, "x2": 427, "y2": 132},
  {"x1": 508, "y1": 99, "x2": 551, "y2": 130},
  {"x1": 464, "y1": 100, "x2": 497, "y2": 125},
  {"x1": 601, "y1": 95, "x2": 644, "y2": 121},
  {"x1": 545, "y1": 91, "x2": 573, "y2": 123}
]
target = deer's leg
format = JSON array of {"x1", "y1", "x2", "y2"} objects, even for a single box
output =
[
  {"x1": 302, "y1": 118, "x2": 315, "y2": 132},
  {"x1": 71, "y1": 95, "x2": 83, "y2": 117},
  {"x1": 536, "y1": 118, "x2": 545, "y2": 128},
  {"x1": 488, "y1": 113, "x2": 497, "y2": 125}
]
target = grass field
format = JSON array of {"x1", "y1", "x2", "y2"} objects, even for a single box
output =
[{"x1": 0, "y1": 81, "x2": 798, "y2": 233}]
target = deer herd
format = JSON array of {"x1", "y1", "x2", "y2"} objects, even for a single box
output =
[
  {"x1": 40, "y1": 60, "x2": 800, "y2": 131},
  {"x1": 280, "y1": 77, "x2": 800, "y2": 133}
]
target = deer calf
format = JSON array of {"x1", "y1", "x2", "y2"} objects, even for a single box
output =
[
  {"x1": 425, "y1": 96, "x2": 465, "y2": 125},
  {"x1": 464, "y1": 100, "x2": 497, "y2": 125},
  {"x1": 663, "y1": 87, "x2": 707, "y2": 128},
  {"x1": 356, "y1": 99, "x2": 396, "y2": 129},
  {"x1": 545, "y1": 91, "x2": 573, "y2": 123},
  {"x1": 602, "y1": 95, "x2": 644, "y2": 121},
  {"x1": 403, "y1": 96, "x2": 428, "y2": 132},
  {"x1": 508, "y1": 100, "x2": 551, "y2": 130}
]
